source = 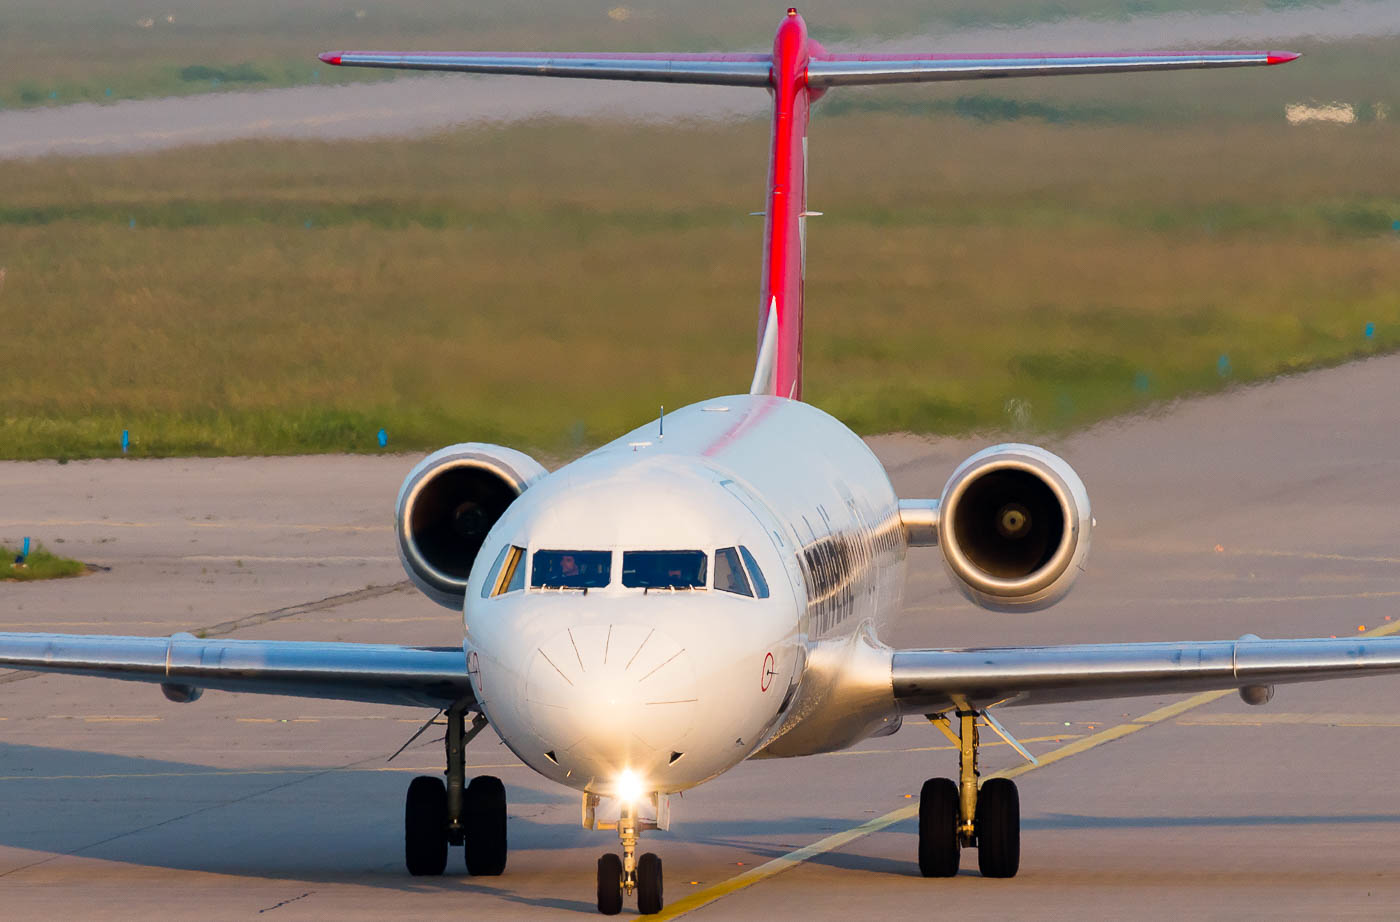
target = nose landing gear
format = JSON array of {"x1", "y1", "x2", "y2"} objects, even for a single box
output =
[
  {"x1": 590, "y1": 796, "x2": 666, "y2": 915},
  {"x1": 918, "y1": 709, "x2": 1022, "y2": 879},
  {"x1": 403, "y1": 702, "x2": 508, "y2": 876}
]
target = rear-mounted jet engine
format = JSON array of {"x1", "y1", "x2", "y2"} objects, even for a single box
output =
[
  {"x1": 396, "y1": 444, "x2": 548, "y2": 608},
  {"x1": 902, "y1": 444, "x2": 1092, "y2": 612}
]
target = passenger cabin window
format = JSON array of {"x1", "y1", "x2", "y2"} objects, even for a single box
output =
[
  {"x1": 739, "y1": 546, "x2": 771, "y2": 599},
  {"x1": 481, "y1": 545, "x2": 526, "y2": 598},
  {"x1": 622, "y1": 550, "x2": 707, "y2": 589},
  {"x1": 714, "y1": 547, "x2": 752, "y2": 597},
  {"x1": 532, "y1": 550, "x2": 611, "y2": 589}
]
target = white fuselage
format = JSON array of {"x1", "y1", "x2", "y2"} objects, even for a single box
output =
[{"x1": 462, "y1": 395, "x2": 908, "y2": 799}]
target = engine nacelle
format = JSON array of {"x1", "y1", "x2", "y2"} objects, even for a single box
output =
[
  {"x1": 396, "y1": 443, "x2": 548, "y2": 609},
  {"x1": 937, "y1": 443, "x2": 1092, "y2": 612}
]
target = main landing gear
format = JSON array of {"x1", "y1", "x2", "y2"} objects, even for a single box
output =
[
  {"x1": 589, "y1": 795, "x2": 665, "y2": 915},
  {"x1": 919, "y1": 710, "x2": 1021, "y2": 879},
  {"x1": 404, "y1": 702, "x2": 508, "y2": 877}
]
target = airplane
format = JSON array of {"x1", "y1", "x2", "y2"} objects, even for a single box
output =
[{"x1": 13, "y1": 8, "x2": 1397, "y2": 917}]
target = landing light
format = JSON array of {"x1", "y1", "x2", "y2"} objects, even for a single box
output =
[{"x1": 616, "y1": 769, "x2": 645, "y2": 804}]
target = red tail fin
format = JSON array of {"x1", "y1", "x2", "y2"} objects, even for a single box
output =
[
  {"x1": 751, "y1": 8, "x2": 813, "y2": 401},
  {"x1": 321, "y1": 11, "x2": 1297, "y2": 406}
]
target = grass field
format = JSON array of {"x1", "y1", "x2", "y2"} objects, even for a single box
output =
[
  {"x1": 1, "y1": 33, "x2": 1397, "y2": 460},
  {"x1": 0, "y1": 544, "x2": 86, "y2": 581}
]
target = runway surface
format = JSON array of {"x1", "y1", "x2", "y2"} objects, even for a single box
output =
[{"x1": 3, "y1": 353, "x2": 1400, "y2": 918}]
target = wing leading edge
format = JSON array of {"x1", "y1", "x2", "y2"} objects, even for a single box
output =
[
  {"x1": 0, "y1": 633, "x2": 473, "y2": 708},
  {"x1": 892, "y1": 634, "x2": 1400, "y2": 713}
]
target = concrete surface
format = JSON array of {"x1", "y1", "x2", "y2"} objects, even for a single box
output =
[{"x1": 3, "y1": 353, "x2": 1400, "y2": 918}]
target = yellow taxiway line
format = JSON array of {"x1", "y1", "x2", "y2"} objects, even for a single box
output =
[
  {"x1": 656, "y1": 617, "x2": 1400, "y2": 920},
  {"x1": 653, "y1": 689, "x2": 1226, "y2": 920}
]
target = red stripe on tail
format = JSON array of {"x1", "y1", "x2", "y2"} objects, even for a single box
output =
[{"x1": 755, "y1": 9, "x2": 813, "y2": 401}]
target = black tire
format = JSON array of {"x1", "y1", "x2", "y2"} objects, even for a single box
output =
[
  {"x1": 463, "y1": 775, "x2": 508, "y2": 876},
  {"x1": 636, "y1": 852, "x2": 664, "y2": 915},
  {"x1": 975, "y1": 777, "x2": 1020, "y2": 879},
  {"x1": 918, "y1": 777, "x2": 961, "y2": 877},
  {"x1": 405, "y1": 775, "x2": 448, "y2": 876},
  {"x1": 597, "y1": 853, "x2": 623, "y2": 916}
]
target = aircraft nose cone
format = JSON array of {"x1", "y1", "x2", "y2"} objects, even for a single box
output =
[{"x1": 525, "y1": 624, "x2": 696, "y2": 773}]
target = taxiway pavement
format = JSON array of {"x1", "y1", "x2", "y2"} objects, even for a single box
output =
[{"x1": 3, "y1": 353, "x2": 1400, "y2": 919}]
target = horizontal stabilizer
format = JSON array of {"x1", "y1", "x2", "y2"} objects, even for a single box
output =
[
  {"x1": 321, "y1": 49, "x2": 1298, "y2": 89},
  {"x1": 807, "y1": 50, "x2": 1299, "y2": 87},
  {"x1": 319, "y1": 51, "x2": 772, "y2": 86}
]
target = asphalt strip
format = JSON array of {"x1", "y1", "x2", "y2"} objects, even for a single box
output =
[{"x1": 655, "y1": 615, "x2": 1400, "y2": 920}]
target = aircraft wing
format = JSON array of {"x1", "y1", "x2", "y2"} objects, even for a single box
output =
[
  {"x1": 0, "y1": 633, "x2": 474, "y2": 708},
  {"x1": 892, "y1": 635, "x2": 1400, "y2": 713}
]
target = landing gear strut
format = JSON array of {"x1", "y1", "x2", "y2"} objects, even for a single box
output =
[
  {"x1": 590, "y1": 796, "x2": 665, "y2": 915},
  {"x1": 403, "y1": 701, "x2": 508, "y2": 876},
  {"x1": 918, "y1": 710, "x2": 1020, "y2": 879}
]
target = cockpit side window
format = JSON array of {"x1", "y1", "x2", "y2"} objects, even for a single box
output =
[
  {"x1": 622, "y1": 550, "x2": 707, "y2": 589},
  {"x1": 482, "y1": 545, "x2": 526, "y2": 598},
  {"x1": 739, "y1": 545, "x2": 771, "y2": 599},
  {"x1": 714, "y1": 547, "x2": 753, "y2": 597},
  {"x1": 531, "y1": 549, "x2": 612, "y2": 589},
  {"x1": 479, "y1": 545, "x2": 511, "y2": 599},
  {"x1": 503, "y1": 547, "x2": 526, "y2": 593}
]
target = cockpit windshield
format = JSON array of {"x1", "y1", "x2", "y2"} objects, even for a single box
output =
[
  {"x1": 531, "y1": 550, "x2": 612, "y2": 589},
  {"x1": 622, "y1": 550, "x2": 707, "y2": 589}
]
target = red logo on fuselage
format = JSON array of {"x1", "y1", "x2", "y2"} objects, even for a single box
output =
[{"x1": 761, "y1": 652, "x2": 776, "y2": 692}]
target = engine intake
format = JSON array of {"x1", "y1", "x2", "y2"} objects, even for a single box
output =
[
  {"x1": 937, "y1": 444, "x2": 1091, "y2": 612},
  {"x1": 396, "y1": 444, "x2": 548, "y2": 609}
]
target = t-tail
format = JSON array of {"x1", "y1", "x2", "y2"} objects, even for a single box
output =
[{"x1": 321, "y1": 8, "x2": 1297, "y2": 402}]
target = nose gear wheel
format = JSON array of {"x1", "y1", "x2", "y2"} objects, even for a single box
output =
[
  {"x1": 597, "y1": 852, "x2": 624, "y2": 915},
  {"x1": 592, "y1": 797, "x2": 666, "y2": 914},
  {"x1": 636, "y1": 852, "x2": 664, "y2": 914}
]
